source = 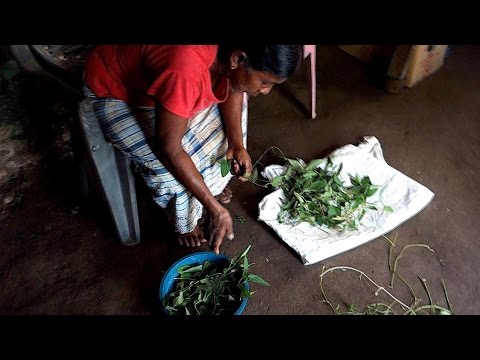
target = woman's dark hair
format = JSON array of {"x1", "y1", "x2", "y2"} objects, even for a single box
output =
[{"x1": 218, "y1": 45, "x2": 303, "y2": 78}]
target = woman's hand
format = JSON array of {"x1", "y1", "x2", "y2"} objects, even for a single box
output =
[
  {"x1": 226, "y1": 146, "x2": 253, "y2": 182},
  {"x1": 209, "y1": 205, "x2": 235, "y2": 254}
]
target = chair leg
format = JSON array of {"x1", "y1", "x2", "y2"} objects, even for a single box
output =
[
  {"x1": 69, "y1": 115, "x2": 89, "y2": 198},
  {"x1": 78, "y1": 99, "x2": 140, "y2": 246},
  {"x1": 309, "y1": 50, "x2": 317, "y2": 119}
]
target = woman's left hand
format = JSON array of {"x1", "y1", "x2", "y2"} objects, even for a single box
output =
[{"x1": 226, "y1": 146, "x2": 253, "y2": 182}]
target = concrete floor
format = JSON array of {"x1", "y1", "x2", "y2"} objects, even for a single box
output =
[{"x1": 0, "y1": 45, "x2": 479, "y2": 315}]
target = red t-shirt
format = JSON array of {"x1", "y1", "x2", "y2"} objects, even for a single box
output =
[{"x1": 84, "y1": 45, "x2": 229, "y2": 119}]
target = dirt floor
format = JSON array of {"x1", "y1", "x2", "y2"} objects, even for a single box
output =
[{"x1": 1, "y1": 45, "x2": 479, "y2": 315}]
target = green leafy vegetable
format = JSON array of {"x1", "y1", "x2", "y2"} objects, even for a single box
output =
[
  {"x1": 163, "y1": 245, "x2": 270, "y2": 315},
  {"x1": 220, "y1": 159, "x2": 231, "y2": 177},
  {"x1": 218, "y1": 147, "x2": 393, "y2": 231},
  {"x1": 274, "y1": 157, "x2": 391, "y2": 231}
]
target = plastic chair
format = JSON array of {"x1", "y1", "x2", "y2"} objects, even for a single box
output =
[
  {"x1": 78, "y1": 98, "x2": 140, "y2": 246},
  {"x1": 303, "y1": 45, "x2": 317, "y2": 119}
]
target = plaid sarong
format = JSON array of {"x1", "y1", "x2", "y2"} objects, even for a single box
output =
[{"x1": 84, "y1": 87, "x2": 248, "y2": 234}]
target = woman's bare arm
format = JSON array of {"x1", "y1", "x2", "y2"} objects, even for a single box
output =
[
  {"x1": 155, "y1": 106, "x2": 233, "y2": 254},
  {"x1": 218, "y1": 90, "x2": 253, "y2": 178}
]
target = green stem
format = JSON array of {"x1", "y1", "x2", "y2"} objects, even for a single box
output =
[
  {"x1": 252, "y1": 146, "x2": 287, "y2": 169},
  {"x1": 394, "y1": 272, "x2": 419, "y2": 306},
  {"x1": 318, "y1": 266, "x2": 340, "y2": 314},
  {"x1": 390, "y1": 244, "x2": 435, "y2": 289},
  {"x1": 441, "y1": 278, "x2": 453, "y2": 312},
  {"x1": 383, "y1": 235, "x2": 419, "y2": 305},
  {"x1": 320, "y1": 266, "x2": 415, "y2": 313},
  {"x1": 384, "y1": 233, "x2": 397, "y2": 272},
  {"x1": 169, "y1": 271, "x2": 224, "y2": 297},
  {"x1": 405, "y1": 304, "x2": 453, "y2": 315},
  {"x1": 418, "y1": 276, "x2": 435, "y2": 315},
  {"x1": 365, "y1": 302, "x2": 396, "y2": 315}
]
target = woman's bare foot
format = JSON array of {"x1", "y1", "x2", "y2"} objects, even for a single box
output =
[
  {"x1": 215, "y1": 186, "x2": 233, "y2": 204},
  {"x1": 177, "y1": 226, "x2": 207, "y2": 248}
]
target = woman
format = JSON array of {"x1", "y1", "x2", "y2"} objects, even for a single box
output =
[{"x1": 83, "y1": 45, "x2": 303, "y2": 254}]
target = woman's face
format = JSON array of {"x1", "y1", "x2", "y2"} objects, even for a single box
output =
[{"x1": 227, "y1": 52, "x2": 287, "y2": 97}]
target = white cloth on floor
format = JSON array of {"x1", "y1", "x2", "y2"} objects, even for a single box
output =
[{"x1": 258, "y1": 136, "x2": 435, "y2": 265}]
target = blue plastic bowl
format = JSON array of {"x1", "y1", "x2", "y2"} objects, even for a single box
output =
[{"x1": 159, "y1": 252, "x2": 249, "y2": 315}]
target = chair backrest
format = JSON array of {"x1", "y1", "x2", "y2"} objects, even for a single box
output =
[
  {"x1": 304, "y1": 45, "x2": 315, "y2": 59},
  {"x1": 303, "y1": 45, "x2": 317, "y2": 119}
]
